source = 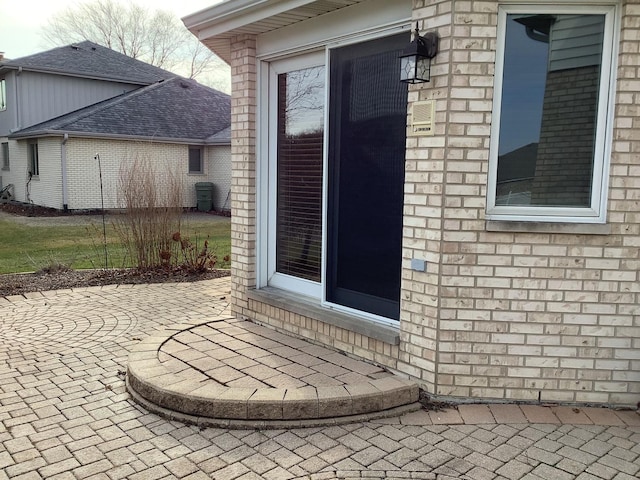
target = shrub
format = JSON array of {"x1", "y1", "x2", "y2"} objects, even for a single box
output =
[
  {"x1": 171, "y1": 232, "x2": 217, "y2": 272},
  {"x1": 114, "y1": 154, "x2": 184, "y2": 270}
]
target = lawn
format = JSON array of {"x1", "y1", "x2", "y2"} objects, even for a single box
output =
[{"x1": 0, "y1": 214, "x2": 231, "y2": 274}]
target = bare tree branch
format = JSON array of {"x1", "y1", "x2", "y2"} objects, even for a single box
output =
[{"x1": 41, "y1": 0, "x2": 230, "y2": 91}]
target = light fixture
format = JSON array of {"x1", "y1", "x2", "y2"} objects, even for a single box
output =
[{"x1": 400, "y1": 24, "x2": 439, "y2": 84}]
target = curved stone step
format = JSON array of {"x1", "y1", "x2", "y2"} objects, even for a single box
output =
[{"x1": 127, "y1": 317, "x2": 420, "y2": 427}]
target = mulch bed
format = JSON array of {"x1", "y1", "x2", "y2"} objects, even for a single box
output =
[
  {"x1": 0, "y1": 267, "x2": 230, "y2": 298},
  {"x1": 0, "y1": 202, "x2": 101, "y2": 217},
  {"x1": 0, "y1": 202, "x2": 231, "y2": 297}
]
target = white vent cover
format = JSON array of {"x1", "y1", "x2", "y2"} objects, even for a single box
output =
[{"x1": 411, "y1": 100, "x2": 435, "y2": 136}]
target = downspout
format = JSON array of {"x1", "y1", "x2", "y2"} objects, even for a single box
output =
[{"x1": 61, "y1": 133, "x2": 69, "y2": 211}]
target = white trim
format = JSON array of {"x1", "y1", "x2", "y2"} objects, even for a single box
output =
[
  {"x1": 487, "y1": 3, "x2": 618, "y2": 224},
  {"x1": 257, "y1": 0, "x2": 411, "y2": 60},
  {"x1": 269, "y1": 272, "x2": 321, "y2": 298},
  {"x1": 256, "y1": 59, "x2": 269, "y2": 289},
  {"x1": 259, "y1": 27, "x2": 409, "y2": 324},
  {"x1": 184, "y1": 0, "x2": 320, "y2": 38},
  {"x1": 320, "y1": 47, "x2": 330, "y2": 307},
  {"x1": 264, "y1": 51, "x2": 325, "y2": 297}
]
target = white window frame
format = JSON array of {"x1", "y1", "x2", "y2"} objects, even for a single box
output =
[
  {"x1": 263, "y1": 51, "x2": 326, "y2": 299},
  {"x1": 28, "y1": 140, "x2": 39, "y2": 177},
  {"x1": 1, "y1": 142, "x2": 8, "y2": 170},
  {"x1": 487, "y1": 4, "x2": 618, "y2": 224},
  {"x1": 252, "y1": 0, "x2": 411, "y2": 325},
  {"x1": 188, "y1": 146, "x2": 204, "y2": 174},
  {"x1": 0, "y1": 79, "x2": 6, "y2": 111}
]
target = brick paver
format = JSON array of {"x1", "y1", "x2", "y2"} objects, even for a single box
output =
[
  {"x1": 128, "y1": 317, "x2": 419, "y2": 423},
  {"x1": 1, "y1": 278, "x2": 639, "y2": 479}
]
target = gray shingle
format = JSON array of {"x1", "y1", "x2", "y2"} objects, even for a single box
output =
[
  {"x1": 206, "y1": 127, "x2": 231, "y2": 144},
  {"x1": 0, "y1": 41, "x2": 174, "y2": 84},
  {"x1": 10, "y1": 77, "x2": 230, "y2": 142}
]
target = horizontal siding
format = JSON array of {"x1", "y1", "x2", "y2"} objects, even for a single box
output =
[
  {"x1": 18, "y1": 72, "x2": 140, "y2": 130},
  {"x1": 549, "y1": 15, "x2": 604, "y2": 71}
]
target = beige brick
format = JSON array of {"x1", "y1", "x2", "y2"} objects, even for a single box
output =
[{"x1": 221, "y1": 0, "x2": 640, "y2": 408}]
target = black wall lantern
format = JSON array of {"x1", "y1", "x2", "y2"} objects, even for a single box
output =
[{"x1": 400, "y1": 25, "x2": 439, "y2": 84}]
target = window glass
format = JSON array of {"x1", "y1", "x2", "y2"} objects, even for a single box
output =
[
  {"x1": 28, "y1": 141, "x2": 39, "y2": 176},
  {"x1": 1, "y1": 142, "x2": 8, "y2": 170},
  {"x1": 188, "y1": 146, "x2": 203, "y2": 173},
  {"x1": 495, "y1": 13, "x2": 605, "y2": 209},
  {"x1": 276, "y1": 65, "x2": 325, "y2": 282},
  {"x1": 326, "y1": 33, "x2": 407, "y2": 320},
  {"x1": 0, "y1": 79, "x2": 6, "y2": 111}
]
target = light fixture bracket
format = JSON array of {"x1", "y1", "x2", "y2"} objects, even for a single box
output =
[{"x1": 400, "y1": 25, "x2": 439, "y2": 84}]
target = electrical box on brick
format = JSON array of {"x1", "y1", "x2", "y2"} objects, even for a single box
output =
[{"x1": 411, "y1": 100, "x2": 435, "y2": 136}]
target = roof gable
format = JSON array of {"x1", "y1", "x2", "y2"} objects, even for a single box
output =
[
  {"x1": 0, "y1": 41, "x2": 175, "y2": 85},
  {"x1": 10, "y1": 77, "x2": 231, "y2": 143}
]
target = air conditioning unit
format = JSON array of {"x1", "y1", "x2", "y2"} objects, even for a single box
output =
[{"x1": 0, "y1": 182, "x2": 14, "y2": 203}]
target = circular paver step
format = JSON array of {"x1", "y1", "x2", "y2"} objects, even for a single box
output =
[{"x1": 127, "y1": 317, "x2": 420, "y2": 427}]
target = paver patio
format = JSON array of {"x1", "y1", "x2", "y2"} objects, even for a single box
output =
[{"x1": 0, "y1": 278, "x2": 638, "y2": 479}]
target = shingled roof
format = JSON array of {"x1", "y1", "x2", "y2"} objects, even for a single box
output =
[
  {"x1": 0, "y1": 41, "x2": 174, "y2": 85},
  {"x1": 10, "y1": 77, "x2": 231, "y2": 144}
]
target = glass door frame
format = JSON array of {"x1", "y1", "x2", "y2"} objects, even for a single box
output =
[
  {"x1": 257, "y1": 27, "x2": 410, "y2": 327},
  {"x1": 265, "y1": 51, "x2": 326, "y2": 299}
]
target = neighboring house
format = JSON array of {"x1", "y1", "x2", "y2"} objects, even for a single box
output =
[
  {"x1": 0, "y1": 41, "x2": 231, "y2": 211},
  {"x1": 184, "y1": 0, "x2": 639, "y2": 407}
]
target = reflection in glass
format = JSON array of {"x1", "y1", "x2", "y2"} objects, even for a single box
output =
[
  {"x1": 496, "y1": 14, "x2": 605, "y2": 208},
  {"x1": 327, "y1": 33, "x2": 408, "y2": 320},
  {"x1": 276, "y1": 66, "x2": 325, "y2": 281}
]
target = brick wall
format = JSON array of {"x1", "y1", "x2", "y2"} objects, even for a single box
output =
[
  {"x1": 229, "y1": 35, "x2": 258, "y2": 318},
  {"x1": 226, "y1": 0, "x2": 638, "y2": 406},
  {"x1": 1, "y1": 139, "x2": 29, "y2": 204},
  {"x1": 397, "y1": 0, "x2": 456, "y2": 393},
  {"x1": 0, "y1": 137, "x2": 230, "y2": 211},
  {"x1": 3, "y1": 138, "x2": 64, "y2": 209},
  {"x1": 65, "y1": 139, "x2": 228, "y2": 211},
  {"x1": 247, "y1": 298, "x2": 401, "y2": 370},
  {"x1": 398, "y1": 0, "x2": 640, "y2": 406}
]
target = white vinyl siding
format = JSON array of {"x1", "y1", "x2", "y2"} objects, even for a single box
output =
[{"x1": 17, "y1": 72, "x2": 139, "y2": 130}]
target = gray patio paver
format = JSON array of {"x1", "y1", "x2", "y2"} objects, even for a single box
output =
[{"x1": 0, "y1": 278, "x2": 638, "y2": 480}]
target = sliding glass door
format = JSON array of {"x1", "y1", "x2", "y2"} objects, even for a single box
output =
[
  {"x1": 326, "y1": 33, "x2": 408, "y2": 320},
  {"x1": 267, "y1": 33, "x2": 408, "y2": 321}
]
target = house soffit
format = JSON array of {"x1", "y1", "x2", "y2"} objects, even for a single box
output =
[{"x1": 183, "y1": 0, "x2": 365, "y2": 63}]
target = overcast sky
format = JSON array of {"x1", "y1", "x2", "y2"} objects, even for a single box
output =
[{"x1": 0, "y1": 0, "x2": 221, "y2": 60}]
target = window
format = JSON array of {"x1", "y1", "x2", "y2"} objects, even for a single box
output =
[
  {"x1": 28, "y1": 141, "x2": 39, "y2": 177},
  {"x1": 0, "y1": 79, "x2": 6, "y2": 111},
  {"x1": 1, "y1": 142, "x2": 8, "y2": 170},
  {"x1": 276, "y1": 66, "x2": 325, "y2": 283},
  {"x1": 487, "y1": 5, "x2": 616, "y2": 223},
  {"x1": 188, "y1": 146, "x2": 203, "y2": 173},
  {"x1": 267, "y1": 54, "x2": 325, "y2": 297}
]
